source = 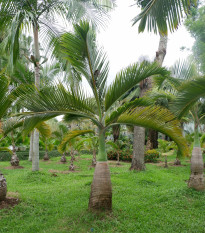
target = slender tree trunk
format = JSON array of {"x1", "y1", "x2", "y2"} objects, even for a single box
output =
[
  {"x1": 28, "y1": 131, "x2": 34, "y2": 161},
  {"x1": 60, "y1": 153, "x2": 67, "y2": 163},
  {"x1": 188, "y1": 126, "x2": 204, "y2": 190},
  {"x1": 32, "y1": 24, "x2": 40, "y2": 171},
  {"x1": 164, "y1": 155, "x2": 168, "y2": 168},
  {"x1": 89, "y1": 129, "x2": 112, "y2": 211},
  {"x1": 0, "y1": 173, "x2": 7, "y2": 201},
  {"x1": 32, "y1": 129, "x2": 39, "y2": 171},
  {"x1": 43, "y1": 144, "x2": 49, "y2": 161},
  {"x1": 147, "y1": 34, "x2": 168, "y2": 149},
  {"x1": 116, "y1": 152, "x2": 120, "y2": 165},
  {"x1": 69, "y1": 150, "x2": 75, "y2": 171},
  {"x1": 10, "y1": 131, "x2": 19, "y2": 167},
  {"x1": 91, "y1": 149, "x2": 97, "y2": 167},
  {"x1": 130, "y1": 126, "x2": 145, "y2": 171},
  {"x1": 131, "y1": 73, "x2": 147, "y2": 170}
]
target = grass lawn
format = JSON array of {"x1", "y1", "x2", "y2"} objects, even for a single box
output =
[{"x1": 0, "y1": 154, "x2": 205, "y2": 233}]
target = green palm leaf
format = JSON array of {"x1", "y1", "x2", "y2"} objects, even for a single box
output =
[
  {"x1": 59, "y1": 129, "x2": 95, "y2": 152},
  {"x1": 104, "y1": 62, "x2": 170, "y2": 111},
  {"x1": 171, "y1": 76, "x2": 205, "y2": 118},
  {"x1": 117, "y1": 105, "x2": 189, "y2": 156},
  {"x1": 133, "y1": 0, "x2": 197, "y2": 34}
]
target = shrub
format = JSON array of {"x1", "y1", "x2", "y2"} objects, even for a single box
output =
[
  {"x1": 107, "y1": 149, "x2": 133, "y2": 162},
  {"x1": 145, "y1": 149, "x2": 160, "y2": 163}
]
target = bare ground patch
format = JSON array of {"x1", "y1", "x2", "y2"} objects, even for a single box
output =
[
  {"x1": 4, "y1": 166, "x2": 24, "y2": 170},
  {"x1": 0, "y1": 192, "x2": 20, "y2": 210}
]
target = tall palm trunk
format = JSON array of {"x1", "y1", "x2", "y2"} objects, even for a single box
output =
[
  {"x1": 89, "y1": 129, "x2": 112, "y2": 211},
  {"x1": 28, "y1": 131, "x2": 34, "y2": 161},
  {"x1": 131, "y1": 34, "x2": 168, "y2": 170},
  {"x1": 188, "y1": 125, "x2": 204, "y2": 190},
  {"x1": 91, "y1": 149, "x2": 97, "y2": 167},
  {"x1": 147, "y1": 34, "x2": 168, "y2": 149},
  {"x1": 130, "y1": 126, "x2": 145, "y2": 170},
  {"x1": 32, "y1": 25, "x2": 40, "y2": 171}
]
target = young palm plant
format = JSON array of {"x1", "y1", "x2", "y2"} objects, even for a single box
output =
[
  {"x1": 149, "y1": 60, "x2": 205, "y2": 190},
  {"x1": 18, "y1": 22, "x2": 188, "y2": 211},
  {"x1": 172, "y1": 76, "x2": 205, "y2": 190}
]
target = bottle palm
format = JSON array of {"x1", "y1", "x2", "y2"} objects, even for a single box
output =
[{"x1": 17, "y1": 22, "x2": 188, "y2": 211}]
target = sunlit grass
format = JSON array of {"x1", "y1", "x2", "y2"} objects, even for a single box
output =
[{"x1": 0, "y1": 154, "x2": 205, "y2": 233}]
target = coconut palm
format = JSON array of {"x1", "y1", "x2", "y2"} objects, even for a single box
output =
[
  {"x1": 0, "y1": 0, "x2": 115, "y2": 171},
  {"x1": 17, "y1": 22, "x2": 188, "y2": 211}
]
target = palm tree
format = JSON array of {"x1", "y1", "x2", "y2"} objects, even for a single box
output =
[
  {"x1": 0, "y1": 75, "x2": 21, "y2": 201},
  {"x1": 18, "y1": 22, "x2": 188, "y2": 211},
  {"x1": 172, "y1": 76, "x2": 205, "y2": 190},
  {"x1": 131, "y1": 0, "x2": 197, "y2": 170},
  {"x1": 148, "y1": 59, "x2": 205, "y2": 190},
  {"x1": 0, "y1": 0, "x2": 115, "y2": 171}
]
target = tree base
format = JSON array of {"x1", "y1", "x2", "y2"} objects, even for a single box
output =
[
  {"x1": 89, "y1": 162, "x2": 112, "y2": 211},
  {"x1": 43, "y1": 152, "x2": 49, "y2": 161},
  {"x1": 69, "y1": 165, "x2": 75, "y2": 171},
  {"x1": 188, "y1": 173, "x2": 204, "y2": 191},
  {"x1": 10, "y1": 154, "x2": 19, "y2": 167},
  {"x1": 130, "y1": 163, "x2": 145, "y2": 171},
  {"x1": 174, "y1": 158, "x2": 181, "y2": 166},
  {"x1": 0, "y1": 174, "x2": 7, "y2": 201},
  {"x1": 91, "y1": 159, "x2": 96, "y2": 167},
  {"x1": 60, "y1": 155, "x2": 67, "y2": 163}
]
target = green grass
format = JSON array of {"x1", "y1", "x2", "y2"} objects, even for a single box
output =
[{"x1": 0, "y1": 154, "x2": 205, "y2": 233}]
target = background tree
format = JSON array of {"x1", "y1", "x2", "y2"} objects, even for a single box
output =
[
  {"x1": 0, "y1": 0, "x2": 115, "y2": 171},
  {"x1": 130, "y1": 0, "x2": 198, "y2": 171},
  {"x1": 185, "y1": 5, "x2": 205, "y2": 73}
]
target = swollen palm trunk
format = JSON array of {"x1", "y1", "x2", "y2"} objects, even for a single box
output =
[
  {"x1": 188, "y1": 147, "x2": 204, "y2": 191},
  {"x1": 10, "y1": 154, "x2": 20, "y2": 167},
  {"x1": 0, "y1": 173, "x2": 7, "y2": 201},
  {"x1": 89, "y1": 162, "x2": 112, "y2": 211}
]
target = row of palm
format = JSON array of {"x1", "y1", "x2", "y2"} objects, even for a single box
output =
[{"x1": 0, "y1": 0, "x2": 204, "y2": 212}]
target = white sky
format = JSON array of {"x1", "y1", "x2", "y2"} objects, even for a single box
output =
[{"x1": 97, "y1": 0, "x2": 195, "y2": 85}]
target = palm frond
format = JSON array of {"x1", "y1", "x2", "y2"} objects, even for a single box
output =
[
  {"x1": 36, "y1": 121, "x2": 52, "y2": 139},
  {"x1": 105, "y1": 97, "x2": 153, "y2": 126},
  {"x1": 0, "y1": 75, "x2": 16, "y2": 118},
  {"x1": 116, "y1": 105, "x2": 189, "y2": 157},
  {"x1": 1, "y1": 117, "x2": 23, "y2": 136},
  {"x1": 171, "y1": 76, "x2": 205, "y2": 118},
  {"x1": 0, "y1": 147, "x2": 12, "y2": 154},
  {"x1": 133, "y1": 0, "x2": 197, "y2": 34},
  {"x1": 104, "y1": 62, "x2": 170, "y2": 112},
  {"x1": 59, "y1": 129, "x2": 95, "y2": 152}
]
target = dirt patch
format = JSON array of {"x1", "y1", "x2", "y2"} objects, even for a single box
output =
[
  {"x1": 49, "y1": 169, "x2": 70, "y2": 174},
  {"x1": 155, "y1": 161, "x2": 186, "y2": 167},
  {"x1": 42, "y1": 160, "x2": 52, "y2": 163},
  {"x1": 4, "y1": 166, "x2": 24, "y2": 170},
  {"x1": 57, "y1": 162, "x2": 68, "y2": 164},
  {"x1": 0, "y1": 197, "x2": 19, "y2": 209},
  {"x1": 0, "y1": 192, "x2": 19, "y2": 210}
]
